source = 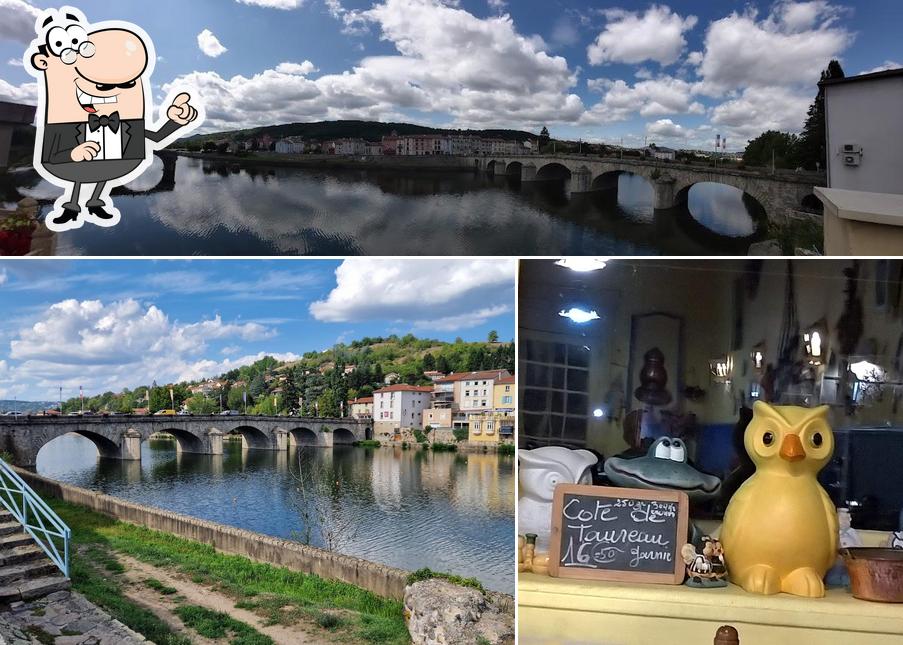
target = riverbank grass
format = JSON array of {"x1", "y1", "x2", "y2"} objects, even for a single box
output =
[{"x1": 49, "y1": 499, "x2": 409, "y2": 644}]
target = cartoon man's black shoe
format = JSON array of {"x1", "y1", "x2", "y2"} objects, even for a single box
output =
[
  {"x1": 87, "y1": 206, "x2": 115, "y2": 220},
  {"x1": 51, "y1": 207, "x2": 81, "y2": 226}
]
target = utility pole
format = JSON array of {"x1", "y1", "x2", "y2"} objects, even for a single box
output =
[{"x1": 59, "y1": 386, "x2": 62, "y2": 415}]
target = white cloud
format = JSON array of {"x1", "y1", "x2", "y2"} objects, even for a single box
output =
[
  {"x1": 237, "y1": 0, "x2": 304, "y2": 8},
  {"x1": 197, "y1": 29, "x2": 228, "y2": 58},
  {"x1": 710, "y1": 86, "x2": 812, "y2": 141},
  {"x1": 0, "y1": 0, "x2": 40, "y2": 44},
  {"x1": 860, "y1": 61, "x2": 902, "y2": 75},
  {"x1": 3, "y1": 299, "x2": 281, "y2": 396},
  {"x1": 167, "y1": 0, "x2": 583, "y2": 130},
  {"x1": 581, "y1": 75, "x2": 704, "y2": 124},
  {"x1": 0, "y1": 78, "x2": 37, "y2": 104},
  {"x1": 692, "y1": 2, "x2": 853, "y2": 95},
  {"x1": 310, "y1": 258, "x2": 515, "y2": 331},
  {"x1": 646, "y1": 118, "x2": 690, "y2": 140},
  {"x1": 588, "y1": 5, "x2": 698, "y2": 66},
  {"x1": 275, "y1": 60, "x2": 318, "y2": 75},
  {"x1": 487, "y1": 0, "x2": 506, "y2": 10},
  {"x1": 0, "y1": 270, "x2": 6, "y2": 286},
  {"x1": 7, "y1": 58, "x2": 23, "y2": 68}
]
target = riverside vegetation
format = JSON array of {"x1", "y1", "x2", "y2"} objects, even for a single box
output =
[{"x1": 50, "y1": 499, "x2": 410, "y2": 644}]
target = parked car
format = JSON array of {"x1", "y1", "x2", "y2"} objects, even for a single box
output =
[
  {"x1": 153, "y1": 409, "x2": 177, "y2": 416},
  {"x1": 177, "y1": 410, "x2": 192, "y2": 416},
  {"x1": 219, "y1": 410, "x2": 240, "y2": 416},
  {"x1": 4, "y1": 411, "x2": 24, "y2": 417}
]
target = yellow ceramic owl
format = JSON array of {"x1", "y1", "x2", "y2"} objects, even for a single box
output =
[{"x1": 721, "y1": 402, "x2": 838, "y2": 598}]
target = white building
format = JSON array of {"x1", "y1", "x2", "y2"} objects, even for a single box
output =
[
  {"x1": 275, "y1": 137, "x2": 305, "y2": 154},
  {"x1": 365, "y1": 142, "x2": 383, "y2": 156},
  {"x1": 645, "y1": 145, "x2": 676, "y2": 161},
  {"x1": 334, "y1": 138, "x2": 367, "y2": 156},
  {"x1": 373, "y1": 385, "x2": 433, "y2": 435},
  {"x1": 815, "y1": 67, "x2": 903, "y2": 255}
]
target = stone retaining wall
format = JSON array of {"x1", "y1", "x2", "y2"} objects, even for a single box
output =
[{"x1": 14, "y1": 468, "x2": 410, "y2": 600}]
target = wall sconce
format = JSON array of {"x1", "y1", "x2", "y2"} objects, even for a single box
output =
[
  {"x1": 803, "y1": 318, "x2": 828, "y2": 366},
  {"x1": 558, "y1": 307, "x2": 600, "y2": 323},
  {"x1": 555, "y1": 258, "x2": 608, "y2": 272},
  {"x1": 750, "y1": 341, "x2": 766, "y2": 371},
  {"x1": 710, "y1": 355, "x2": 732, "y2": 384}
]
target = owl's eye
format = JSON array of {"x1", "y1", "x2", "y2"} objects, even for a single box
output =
[
  {"x1": 812, "y1": 432, "x2": 823, "y2": 447},
  {"x1": 654, "y1": 441, "x2": 671, "y2": 459},
  {"x1": 762, "y1": 431, "x2": 774, "y2": 446}
]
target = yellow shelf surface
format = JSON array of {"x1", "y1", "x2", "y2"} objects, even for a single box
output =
[{"x1": 518, "y1": 572, "x2": 903, "y2": 645}]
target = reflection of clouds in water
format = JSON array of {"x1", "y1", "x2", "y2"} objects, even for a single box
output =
[
  {"x1": 16, "y1": 156, "x2": 165, "y2": 199},
  {"x1": 29, "y1": 157, "x2": 752, "y2": 256},
  {"x1": 144, "y1": 161, "x2": 614, "y2": 255},
  {"x1": 688, "y1": 183, "x2": 756, "y2": 237},
  {"x1": 617, "y1": 173, "x2": 654, "y2": 221}
]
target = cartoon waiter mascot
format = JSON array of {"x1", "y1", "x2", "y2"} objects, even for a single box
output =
[{"x1": 25, "y1": 6, "x2": 203, "y2": 232}]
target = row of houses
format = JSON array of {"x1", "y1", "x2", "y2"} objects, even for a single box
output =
[
  {"x1": 274, "y1": 133, "x2": 533, "y2": 158},
  {"x1": 348, "y1": 369, "x2": 515, "y2": 444}
]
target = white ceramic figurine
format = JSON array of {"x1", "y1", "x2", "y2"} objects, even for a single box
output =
[{"x1": 518, "y1": 446, "x2": 598, "y2": 551}]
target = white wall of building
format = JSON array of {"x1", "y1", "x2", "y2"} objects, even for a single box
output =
[
  {"x1": 825, "y1": 73, "x2": 903, "y2": 194},
  {"x1": 374, "y1": 388, "x2": 431, "y2": 429}
]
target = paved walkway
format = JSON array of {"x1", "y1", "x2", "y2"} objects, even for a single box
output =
[{"x1": 0, "y1": 589, "x2": 145, "y2": 645}]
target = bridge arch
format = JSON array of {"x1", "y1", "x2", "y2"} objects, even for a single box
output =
[
  {"x1": 228, "y1": 425, "x2": 272, "y2": 450},
  {"x1": 288, "y1": 427, "x2": 320, "y2": 446},
  {"x1": 674, "y1": 181, "x2": 769, "y2": 216},
  {"x1": 153, "y1": 428, "x2": 205, "y2": 453},
  {"x1": 535, "y1": 162, "x2": 572, "y2": 182},
  {"x1": 38, "y1": 430, "x2": 121, "y2": 461},
  {"x1": 332, "y1": 428, "x2": 356, "y2": 445},
  {"x1": 504, "y1": 160, "x2": 523, "y2": 177}
]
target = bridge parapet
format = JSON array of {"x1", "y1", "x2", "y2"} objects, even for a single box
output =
[{"x1": 0, "y1": 415, "x2": 370, "y2": 468}]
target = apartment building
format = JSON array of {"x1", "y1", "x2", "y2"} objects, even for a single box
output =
[{"x1": 373, "y1": 384, "x2": 433, "y2": 436}]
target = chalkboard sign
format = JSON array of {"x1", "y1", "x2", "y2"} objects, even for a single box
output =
[{"x1": 548, "y1": 484, "x2": 689, "y2": 584}]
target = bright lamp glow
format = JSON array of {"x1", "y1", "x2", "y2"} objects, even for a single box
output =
[
  {"x1": 593, "y1": 408, "x2": 604, "y2": 418},
  {"x1": 850, "y1": 360, "x2": 885, "y2": 382},
  {"x1": 555, "y1": 258, "x2": 608, "y2": 272},
  {"x1": 559, "y1": 308, "x2": 600, "y2": 323}
]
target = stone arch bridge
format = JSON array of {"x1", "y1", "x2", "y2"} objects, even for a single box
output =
[
  {"x1": 0, "y1": 415, "x2": 371, "y2": 469},
  {"x1": 472, "y1": 155, "x2": 823, "y2": 225}
]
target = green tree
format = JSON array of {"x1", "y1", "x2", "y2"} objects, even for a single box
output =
[
  {"x1": 227, "y1": 387, "x2": 247, "y2": 412},
  {"x1": 487, "y1": 330, "x2": 499, "y2": 343},
  {"x1": 796, "y1": 59, "x2": 845, "y2": 171},
  {"x1": 249, "y1": 373, "x2": 267, "y2": 397},
  {"x1": 422, "y1": 352, "x2": 436, "y2": 372},
  {"x1": 317, "y1": 389, "x2": 339, "y2": 417},
  {"x1": 743, "y1": 130, "x2": 800, "y2": 170},
  {"x1": 186, "y1": 394, "x2": 217, "y2": 415},
  {"x1": 539, "y1": 126, "x2": 550, "y2": 151}
]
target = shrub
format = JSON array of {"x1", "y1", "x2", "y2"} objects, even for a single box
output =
[
  {"x1": 498, "y1": 444, "x2": 515, "y2": 455},
  {"x1": 406, "y1": 568, "x2": 485, "y2": 595},
  {"x1": 452, "y1": 428, "x2": 469, "y2": 442},
  {"x1": 429, "y1": 442, "x2": 457, "y2": 452},
  {"x1": 412, "y1": 429, "x2": 428, "y2": 444},
  {"x1": 354, "y1": 440, "x2": 381, "y2": 448}
]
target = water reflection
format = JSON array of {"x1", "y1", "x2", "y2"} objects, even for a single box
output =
[
  {"x1": 36, "y1": 434, "x2": 514, "y2": 592},
  {"x1": 687, "y1": 182, "x2": 762, "y2": 237},
  {"x1": 3, "y1": 156, "x2": 763, "y2": 256}
]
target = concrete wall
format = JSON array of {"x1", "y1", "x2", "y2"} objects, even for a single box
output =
[
  {"x1": 825, "y1": 75, "x2": 903, "y2": 194},
  {"x1": 14, "y1": 468, "x2": 410, "y2": 600}
]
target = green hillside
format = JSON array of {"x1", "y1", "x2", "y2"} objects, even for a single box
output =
[
  {"x1": 60, "y1": 334, "x2": 514, "y2": 416},
  {"x1": 178, "y1": 119, "x2": 536, "y2": 146}
]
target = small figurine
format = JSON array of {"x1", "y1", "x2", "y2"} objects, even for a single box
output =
[
  {"x1": 827, "y1": 508, "x2": 862, "y2": 587},
  {"x1": 519, "y1": 533, "x2": 550, "y2": 575},
  {"x1": 519, "y1": 446, "x2": 597, "y2": 551},
  {"x1": 721, "y1": 402, "x2": 837, "y2": 598},
  {"x1": 886, "y1": 531, "x2": 903, "y2": 549},
  {"x1": 681, "y1": 536, "x2": 728, "y2": 588},
  {"x1": 603, "y1": 436, "x2": 721, "y2": 503}
]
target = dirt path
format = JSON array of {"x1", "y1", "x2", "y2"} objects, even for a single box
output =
[{"x1": 116, "y1": 553, "x2": 334, "y2": 645}]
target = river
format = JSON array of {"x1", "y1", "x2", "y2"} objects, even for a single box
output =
[
  {"x1": 36, "y1": 434, "x2": 515, "y2": 593},
  {"x1": 5, "y1": 156, "x2": 765, "y2": 255}
]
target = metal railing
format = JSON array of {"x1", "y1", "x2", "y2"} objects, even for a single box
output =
[{"x1": 0, "y1": 458, "x2": 70, "y2": 577}]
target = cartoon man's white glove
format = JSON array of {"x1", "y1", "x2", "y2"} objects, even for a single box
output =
[
  {"x1": 71, "y1": 141, "x2": 101, "y2": 162},
  {"x1": 167, "y1": 92, "x2": 199, "y2": 126}
]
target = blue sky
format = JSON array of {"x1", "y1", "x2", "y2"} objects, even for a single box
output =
[
  {"x1": 0, "y1": 258, "x2": 515, "y2": 400},
  {"x1": 2, "y1": 0, "x2": 901, "y2": 150}
]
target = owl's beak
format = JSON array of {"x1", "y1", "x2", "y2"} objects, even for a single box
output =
[{"x1": 780, "y1": 434, "x2": 806, "y2": 462}]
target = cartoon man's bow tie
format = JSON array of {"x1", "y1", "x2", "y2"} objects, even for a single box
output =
[{"x1": 88, "y1": 112, "x2": 121, "y2": 133}]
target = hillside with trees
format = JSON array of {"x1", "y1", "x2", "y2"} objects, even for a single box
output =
[
  {"x1": 178, "y1": 119, "x2": 536, "y2": 148},
  {"x1": 59, "y1": 333, "x2": 514, "y2": 417}
]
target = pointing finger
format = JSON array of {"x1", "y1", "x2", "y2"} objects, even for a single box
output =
[{"x1": 172, "y1": 92, "x2": 191, "y2": 107}]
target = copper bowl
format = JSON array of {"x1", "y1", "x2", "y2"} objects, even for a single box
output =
[{"x1": 841, "y1": 548, "x2": 903, "y2": 603}]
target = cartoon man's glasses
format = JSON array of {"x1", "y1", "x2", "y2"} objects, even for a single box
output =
[{"x1": 45, "y1": 24, "x2": 95, "y2": 65}]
